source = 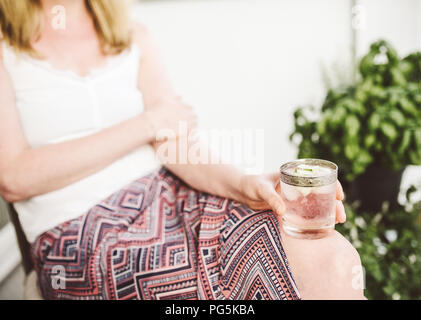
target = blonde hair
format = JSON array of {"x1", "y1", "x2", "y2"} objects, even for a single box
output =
[{"x1": 0, "y1": 0, "x2": 132, "y2": 56}]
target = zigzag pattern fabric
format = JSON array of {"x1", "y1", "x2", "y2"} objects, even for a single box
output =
[{"x1": 31, "y1": 167, "x2": 300, "y2": 300}]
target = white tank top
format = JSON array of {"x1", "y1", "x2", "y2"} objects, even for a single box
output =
[{"x1": 1, "y1": 42, "x2": 160, "y2": 243}]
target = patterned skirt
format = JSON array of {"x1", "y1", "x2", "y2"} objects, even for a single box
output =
[{"x1": 31, "y1": 167, "x2": 300, "y2": 300}]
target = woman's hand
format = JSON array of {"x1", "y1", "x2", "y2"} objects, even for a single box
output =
[
  {"x1": 239, "y1": 173, "x2": 346, "y2": 224},
  {"x1": 144, "y1": 96, "x2": 198, "y2": 142}
]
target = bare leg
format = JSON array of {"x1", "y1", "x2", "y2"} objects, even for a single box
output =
[{"x1": 281, "y1": 229, "x2": 366, "y2": 300}]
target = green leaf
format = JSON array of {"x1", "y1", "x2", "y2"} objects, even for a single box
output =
[
  {"x1": 365, "y1": 134, "x2": 376, "y2": 148},
  {"x1": 398, "y1": 130, "x2": 412, "y2": 155},
  {"x1": 409, "y1": 149, "x2": 421, "y2": 164},
  {"x1": 414, "y1": 93, "x2": 421, "y2": 104},
  {"x1": 399, "y1": 97, "x2": 418, "y2": 116},
  {"x1": 353, "y1": 162, "x2": 366, "y2": 176},
  {"x1": 381, "y1": 122, "x2": 398, "y2": 141},
  {"x1": 371, "y1": 86, "x2": 388, "y2": 99},
  {"x1": 344, "y1": 98, "x2": 366, "y2": 115},
  {"x1": 345, "y1": 115, "x2": 360, "y2": 137},
  {"x1": 317, "y1": 110, "x2": 333, "y2": 134},
  {"x1": 414, "y1": 129, "x2": 421, "y2": 147},
  {"x1": 391, "y1": 67, "x2": 407, "y2": 86},
  {"x1": 345, "y1": 143, "x2": 359, "y2": 160},
  {"x1": 332, "y1": 144, "x2": 341, "y2": 155},
  {"x1": 389, "y1": 109, "x2": 406, "y2": 126},
  {"x1": 369, "y1": 113, "x2": 381, "y2": 130},
  {"x1": 316, "y1": 119, "x2": 327, "y2": 135},
  {"x1": 356, "y1": 150, "x2": 373, "y2": 166},
  {"x1": 331, "y1": 106, "x2": 347, "y2": 126}
]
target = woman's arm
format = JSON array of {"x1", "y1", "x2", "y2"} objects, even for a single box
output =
[
  {"x1": 0, "y1": 53, "x2": 154, "y2": 202},
  {"x1": 0, "y1": 46, "x2": 193, "y2": 203}
]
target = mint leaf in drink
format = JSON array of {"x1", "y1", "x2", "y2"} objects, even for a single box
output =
[{"x1": 293, "y1": 164, "x2": 330, "y2": 177}]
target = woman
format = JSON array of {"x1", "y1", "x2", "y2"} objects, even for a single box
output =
[{"x1": 0, "y1": 0, "x2": 364, "y2": 300}]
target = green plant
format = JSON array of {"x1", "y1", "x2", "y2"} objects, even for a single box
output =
[
  {"x1": 337, "y1": 186, "x2": 421, "y2": 300},
  {"x1": 291, "y1": 40, "x2": 421, "y2": 181}
]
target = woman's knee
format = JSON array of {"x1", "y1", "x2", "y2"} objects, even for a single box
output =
[
  {"x1": 316, "y1": 231, "x2": 365, "y2": 299},
  {"x1": 282, "y1": 230, "x2": 366, "y2": 300}
]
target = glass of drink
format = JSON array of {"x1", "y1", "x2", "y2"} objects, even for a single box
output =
[{"x1": 280, "y1": 159, "x2": 338, "y2": 239}]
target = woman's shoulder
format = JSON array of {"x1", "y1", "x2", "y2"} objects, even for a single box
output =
[
  {"x1": 131, "y1": 22, "x2": 151, "y2": 47},
  {"x1": 131, "y1": 22, "x2": 158, "y2": 54}
]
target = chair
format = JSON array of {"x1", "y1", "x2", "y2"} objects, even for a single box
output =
[{"x1": 7, "y1": 204, "x2": 43, "y2": 300}]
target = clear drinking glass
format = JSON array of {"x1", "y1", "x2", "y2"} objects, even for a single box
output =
[{"x1": 280, "y1": 159, "x2": 338, "y2": 239}]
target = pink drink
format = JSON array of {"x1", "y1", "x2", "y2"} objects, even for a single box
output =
[{"x1": 280, "y1": 159, "x2": 338, "y2": 239}]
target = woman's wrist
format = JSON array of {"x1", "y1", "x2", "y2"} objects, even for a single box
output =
[
  {"x1": 235, "y1": 174, "x2": 265, "y2": 207},
  {"x1": 228, "y1": 171, "x2": 250, "y2": 204},
  {"x1": 140, "y1": 111, "x2": 158, "y2": 144}
]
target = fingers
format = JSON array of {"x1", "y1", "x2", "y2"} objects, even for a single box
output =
[
  {"x1": 267, "y1": 172, "x2": 280, "y2": 183},
  {"x1": 274, "y1": 179, "x2": 281, "y2": 195},
  {"x1": 335, "y1": 200, "x2": 346, "y2": 224},
  {"x1": 336, "y1": 181, "x2": 344, "y2": 200},
  {"x1": 335, "y1": 182, "x2": 346, "y2": 224},
  {"x1": 259, "y1": 184, "x2": 286, "y2": 216}
]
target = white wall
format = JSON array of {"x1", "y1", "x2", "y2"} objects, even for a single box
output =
[
  {"x1": 133, "y1": 0, "x2": 421, "y2": 191},
  {"x1": 133, "y1": 0, "x2": 353, "y2": 173},
  {"x1": 358, "y1": 0, "x2": 421, "y2": 56}
]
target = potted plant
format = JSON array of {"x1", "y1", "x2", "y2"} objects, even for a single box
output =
[
  {"x1": 290, "y1": 40, "x2": 421, "y2": 212},
  {"x1": 336, "y1": 186, "x2": 421, "y2": 300}
]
